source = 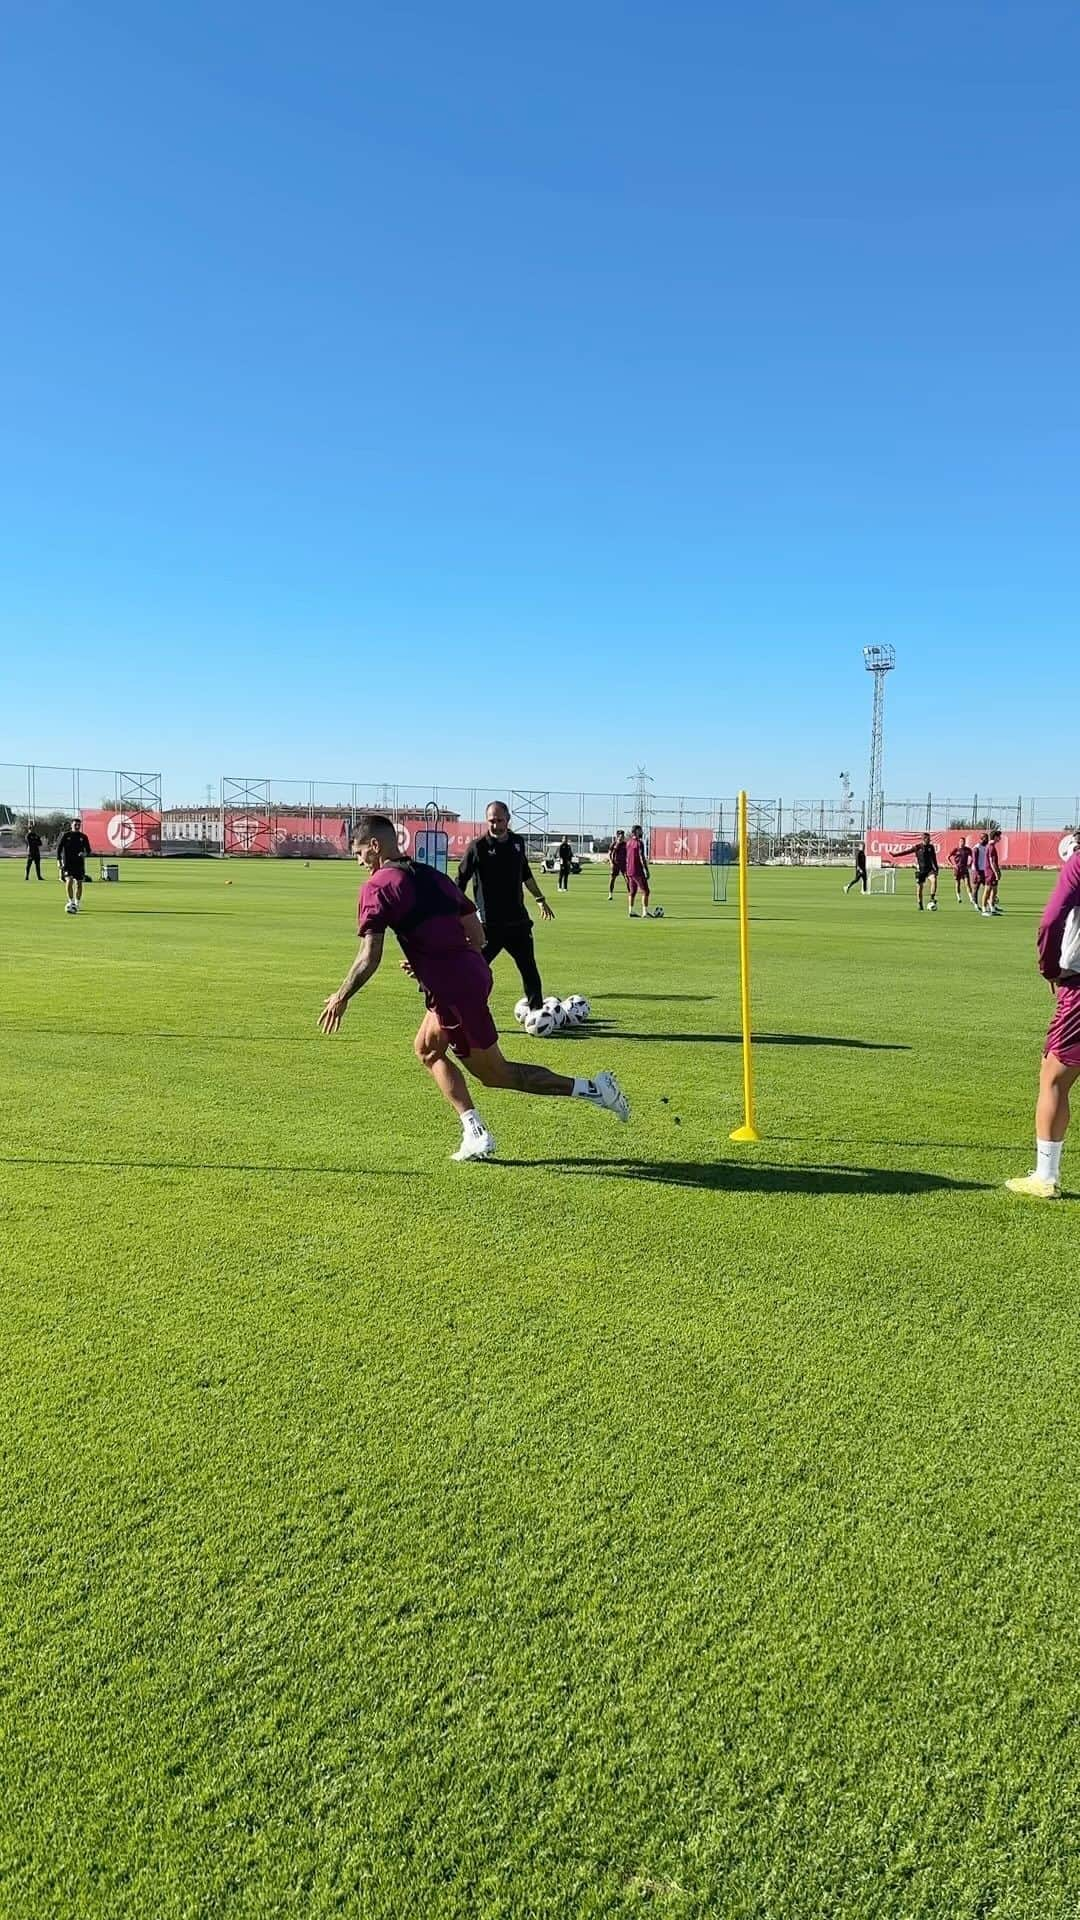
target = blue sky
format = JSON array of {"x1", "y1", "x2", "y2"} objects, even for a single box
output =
[{"x1": 3, "y1": 0, "x2": 1078, "y2": 805}]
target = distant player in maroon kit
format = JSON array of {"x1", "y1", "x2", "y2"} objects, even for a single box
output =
[
  {"x1": 1006, "y1": 836, "x2": 1080, "y2": 1200},
  {"x1": 971, "y1": 834, "x2": 990, "y2": 908},
  {"x1": 948, "y1": 836, "x2": 975, "y2": 906},
  {"x1": 608, "y1": 829, "x2": 628, "y2": 901},
  {"x1": 982, "y1": 829, "x2": 1003, "y2": 916},
  {"x1": 319, "y1": 815, "x2": 629, "y2": 1162},
  {"x1": 625, "y1": 824, "x2": 651, "y2": 918}
]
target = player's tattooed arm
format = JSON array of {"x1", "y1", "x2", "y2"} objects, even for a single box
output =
[{"x1": 318, "y1": 930, "x2": 385, "y2": 1033}]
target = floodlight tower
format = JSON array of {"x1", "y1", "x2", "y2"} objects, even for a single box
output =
[
  {"x1": 839, "y1": 771, "x2": 854, "y2": 837},
  {"x1": 862, "y1": 646, "x2": 895, "y2": 829}
]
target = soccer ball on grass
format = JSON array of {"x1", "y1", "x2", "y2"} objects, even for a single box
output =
[
  {"x1": 514, "y1": 997, "x2": 531, "y2": 1025},
  {"x1": 562, "y1": 995, "x2": 591, "y2": 1025},
  {"x1": 524, "y1": 1007, "x2": 558, "y2": 1038}
]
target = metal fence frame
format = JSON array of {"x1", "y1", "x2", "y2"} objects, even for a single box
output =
[{"x1": 4, "y1": 765, "x2": 1079, "y2": 862}]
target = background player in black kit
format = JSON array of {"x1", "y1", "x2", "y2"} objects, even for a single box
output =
[
  {"x1": 457, "y1": 801, "x2": 554, "y2": 1011},
  {"x1": 56, "y1": 817, "x2": 92, "y2": 914},
  {"x1": 843, "y1": 846, "x2": 867, "y2": 895},
  {"x1": 25, "y1": 823, "x2": 43, "y2": 880},
  {"x1": 894, "y1": 832, "x2": 939, "y2": 910}
]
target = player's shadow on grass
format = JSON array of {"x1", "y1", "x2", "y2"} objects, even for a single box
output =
[
  {"x1": 598, "y1": 993, "x2": 716, "y2": 1002},
  {"x1": 0, "y1": 1153, "x2": 407, "y2": 1178},
  {"x1": 612, "y1": 1031, "x2": 910, "y2": 1051},
  {"x1": 515, "y1": 1157, "x2": 986, "y2": 1195}
]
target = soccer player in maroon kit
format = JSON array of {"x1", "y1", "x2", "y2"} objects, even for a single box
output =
[
  {"x1": 948, "y1": 836, "x2": 976, "y2": 906},
  {"x1": 971, "y1": 834, "x2": 990, "y2": 908},
  {"x1": 319, "y1": 815, "x2": 629, "y2": 1162},
  {"x1": 1006, "y1": 837, "x2": 1080, "y2": 1199},
  {"x1": 625, "y1": 824, "x2": 651, "y2": 918},
  {"x1": 608, "y1": 830, "x2": 628, "y2": 901},
  {"x1": 982, "y1": 829, "x2": 1003, "y2": 916}
]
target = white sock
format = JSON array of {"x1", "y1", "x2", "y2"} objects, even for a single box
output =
[
  {"x1": 572, "y1": 1078, "x2": 599, "y2": 1101},
  {"x1": 1036, "y1": 1140, "x2": 1063, "y2": 1183},
  {"x1": 461, "y1": 1108, "x2": 487, "y2": 1136}
]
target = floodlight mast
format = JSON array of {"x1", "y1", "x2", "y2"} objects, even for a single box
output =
[{"x1": 862, "y1": 645, "x2": 896, "y2": 830}]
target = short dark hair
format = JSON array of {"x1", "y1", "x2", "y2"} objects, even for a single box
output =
[{"x1": 353, "y1": 812, "x2": 397, "y2": 842}]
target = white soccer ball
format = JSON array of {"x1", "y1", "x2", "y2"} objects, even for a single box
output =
[
  {"x1": 652, "y1": 905, "x2": 665, "y2": 918},
  {"x1": 524, "y1": 1007, "x2": 557, "y2": 1038},
  {"x1": 562, "y1": 995, "x2": 590, "y2": 1025},
  {"x1": 542, "y1": 995, "x2": 568, "y2": 1028},
  {"x1": 514, "y1": 997, "x2": 531, "y2": 1025}
]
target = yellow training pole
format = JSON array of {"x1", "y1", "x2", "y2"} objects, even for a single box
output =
[{"x1": 729, "y1": 789, "x2": 761, "y2": 1142}]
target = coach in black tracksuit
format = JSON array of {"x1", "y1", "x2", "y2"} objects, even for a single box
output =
[
  {"x1": 25, "y1": 824, "x2": 43, "y2": 880},
  {"x1": 457, "y1": 801, "x2": 554, "y2": 1011}
]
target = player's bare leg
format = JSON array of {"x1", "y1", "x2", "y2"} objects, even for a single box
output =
[
  {"x1": 467, "y1": 1042, "x2": 630, "y2": 1122},
  {"x1": 415, "y1": 1012, "x2": 496, "y2": 1160},
  {"x1": 1007, "y1": 1052, "x2": 1078, "y2": 1199},
  {"x1": 1036, "y1": 1051, "x2": 1075, "y2": 1143},
  {"x1": 414, "y1": 1013, "x2": 472, "y2": 1114}
]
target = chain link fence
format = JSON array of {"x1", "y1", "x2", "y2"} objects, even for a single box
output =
[{"x1": 4, "y1": 765, "x2": 1079, "y2": 862}]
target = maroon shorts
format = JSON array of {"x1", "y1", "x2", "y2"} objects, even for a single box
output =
[
  {"x1": 628, "y1": 876, "x2": 649, "y2": 898},
  {"x1": 424, "y1": 955, "x2": 498, "y2": 1059},
  {"x1": 1045, "y1": 984, "x2": 1080, "y2": 1070}
]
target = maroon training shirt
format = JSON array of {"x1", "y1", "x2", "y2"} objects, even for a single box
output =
[{"x1": 359, "y1": 863, "x2": 485, "y2": 1003}]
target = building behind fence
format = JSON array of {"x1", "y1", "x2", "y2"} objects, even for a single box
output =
[{"x1": 2, "y1": 763, "x2": 1079, "y2": 865}]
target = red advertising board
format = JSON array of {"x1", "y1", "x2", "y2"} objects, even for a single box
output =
[
  {"x1": 647, "y1": 826, "x2": 716, "y2": 863},
  {"x1": 223, "y1": 812, "x2": 352, "y2": 855},
  {"x1": 395, "y1": 818, "x2": 487, "y2": 860},
  {"x1": 81, "y1": 808, "x2": 161, "y2": 855},
  {"x1": 866, "y1": 828, "x2": 1074, "y2": 870}
]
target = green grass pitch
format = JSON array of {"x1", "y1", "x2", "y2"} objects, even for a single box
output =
[{"x1": 2, "y1": 855, "x2": 1078, "y2": 1919}]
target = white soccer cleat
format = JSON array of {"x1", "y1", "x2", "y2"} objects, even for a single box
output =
[
  {"x1": 451, "y1": 1127, "x2": 496, "y2": 1163},
  {"x1": 1005, "y1": 1171, "x2": 1061, "y2": 1201},
  {"x1": 591, "y1": 1071, "x2": 630, "y2": 1122},
  {"x1": 64, "y1": 901, "x2": 77, "y2": 915}
]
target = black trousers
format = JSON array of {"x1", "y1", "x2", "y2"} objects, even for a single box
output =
[
  {"x1": 558, "y1": 865, "x2": 571, "y2": 891},
  {"x1": 25, "y1": 852, "x2": 42, "y2": 879},
  {"x1": 483, "y1": 922, "x2": 543, "y2": 1009}
]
